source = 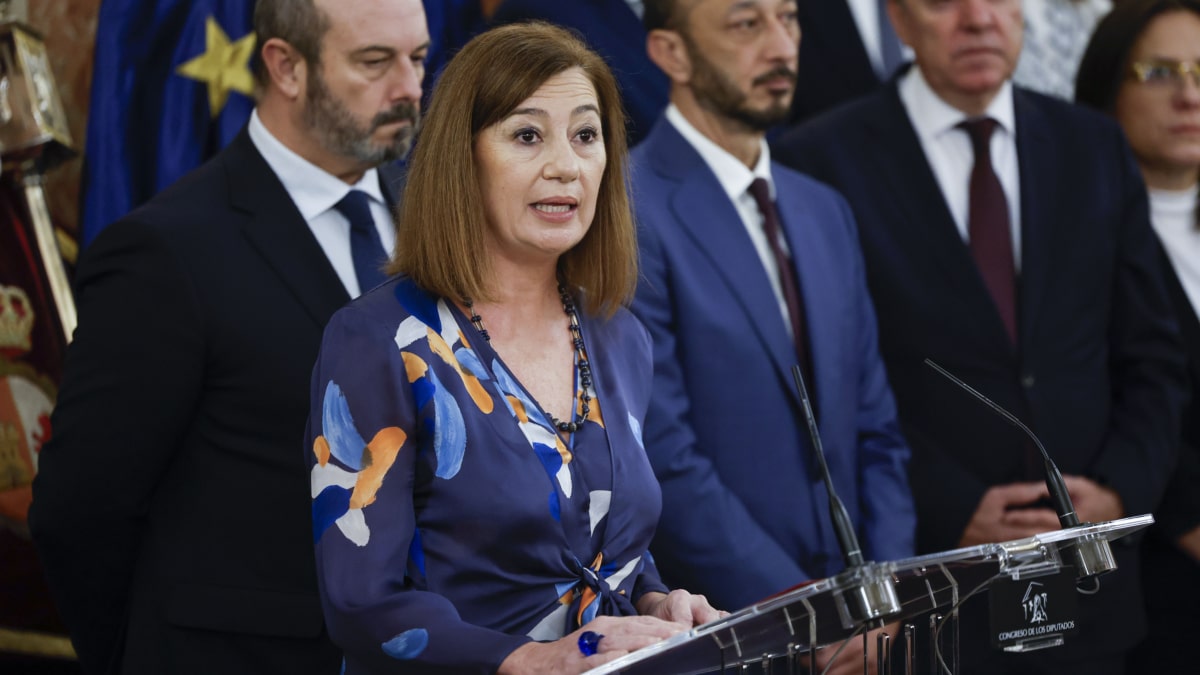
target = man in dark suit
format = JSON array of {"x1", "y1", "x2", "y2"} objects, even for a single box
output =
[
  {"x1": 631, "y1": 1, "x2": 915, "y2": 671},
  {"x1": 490, "y1": 0, "x2": 669, "y2": 146},
  {"x1": 28, "y1": 1, "x2": 429, "y2": 673},
  {"x1": 792, "y1": 0, "x2": 904, "y2": 122},
  {"x1": 774, "y1": 1, "x2": 1185, "y2": 672}
]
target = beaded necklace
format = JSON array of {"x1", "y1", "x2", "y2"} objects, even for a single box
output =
[{"x1": 463, "y1": 284, "x2": 593, "y2": 433}]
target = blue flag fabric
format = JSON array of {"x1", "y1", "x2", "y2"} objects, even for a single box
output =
[
  {"x1": 423, "y1": 0, "x2": 486, "y2": 92},
  {"x1": 80, "y1": 0, "x2": 255, "y2": 246}
]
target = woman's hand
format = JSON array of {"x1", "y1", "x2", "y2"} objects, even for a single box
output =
[
  {"x1": 636, "y1": 589, "x2": 727, "y2": 627},
  {"x1": 497, "y1": 614, "x2": 686, "y2": 675}
]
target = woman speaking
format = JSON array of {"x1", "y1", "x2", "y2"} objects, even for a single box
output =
[{"x1": 306, "y1": 21, "x2": 720, "y2": 675}]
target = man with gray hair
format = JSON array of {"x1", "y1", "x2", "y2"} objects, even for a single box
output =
[
  {"x1": 30, "y1": 1, "x2": 429, "y2": 672},
  {"x1": 775, "y1": 0, "x2": 1184, "y2": 671}
]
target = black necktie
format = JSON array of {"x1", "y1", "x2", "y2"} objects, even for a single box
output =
[
  {"x1": 334, "y1": 190, "x2": 388, "y2": 294},
  {"x1": 748, "y1": 178, "x2": 812, "y2": 383},
  {"x1": 960, "y1": 118, "x2": 1017, "y2": 344}
]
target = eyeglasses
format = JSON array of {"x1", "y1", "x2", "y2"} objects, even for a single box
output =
[{"x1": 1129, "y1": 59, "x2": 1200, "y2": 88}]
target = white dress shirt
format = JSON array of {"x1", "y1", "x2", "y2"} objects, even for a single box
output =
[
  {"x1": 247, "y1": 110, "x2": 397, "y2": 298},
  {"x1": 1150, "y1": 186, "x2": 1200, "y2": 316},
  {"x1": 898, "y1": 67, "x2": 1023, "y2": 268},
  {"x1": 665, "y1": 104, "x2": 795, "y2": 335}
]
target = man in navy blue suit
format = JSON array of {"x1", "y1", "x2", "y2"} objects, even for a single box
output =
[
  {"x1": 30, "y1": 0, "x2": 426, "y2": 672},
  {"x1": 774, "y1": 1, "x2": 1185, "y2": 672},
  {"x1": 630, "y1": 1, "x2": 915, "y2": 671}
]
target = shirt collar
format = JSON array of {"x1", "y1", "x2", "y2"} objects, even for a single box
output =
[
  {"x1": 665, "y1": 103, "x2": 775, "y2": 201},
  {"x1": 1150, "y1": 185, "x2": 1200, "y2": 216},
  {"x1": 247, "y1": 109, "x2": 385, "y2": 220},
  {"x1": 899, "y1": 65, "x2": 1017, "y2": 144}
]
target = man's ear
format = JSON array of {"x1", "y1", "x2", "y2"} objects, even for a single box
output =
[
  {"x1": 647, "y1": 28, "x2": 692, "y2": 85},
  {"x1": 260, "y1": 37, "x2": 306, "y2": 99}
]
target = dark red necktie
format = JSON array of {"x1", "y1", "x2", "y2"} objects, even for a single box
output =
[
  {"x1": 748, "y1": 178, "x2": 812, "y2": 383},
  {"x1": 961, "y1": 118, "x2": 1018, "y2": 344}
]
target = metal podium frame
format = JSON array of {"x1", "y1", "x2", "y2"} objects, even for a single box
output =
[{"x1": 584, "y1": 515, "x2": 1153, "y2": 675}]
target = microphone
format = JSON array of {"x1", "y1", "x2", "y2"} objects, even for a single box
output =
[
  {"x1": 790, "y1": 365, "x2": 898, "y2": 626},
  {"x1": 923, "y1": 359, "x2": 1115, "y2": 583},
  {"x1": 922, "y1": 359, "x2": 1077, "y2": 529},
  {"x1": 791, "y1": 364, "x2": 865, "y2": 568}
]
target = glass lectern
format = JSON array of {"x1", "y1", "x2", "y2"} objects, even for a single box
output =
[{"x1": 584, "y1": 515, "x2": 1152, "y2": 675}]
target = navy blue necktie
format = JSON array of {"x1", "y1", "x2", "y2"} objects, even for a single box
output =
[{"x1": 334, "y1": 190, "x2": 388, "y2": 294}]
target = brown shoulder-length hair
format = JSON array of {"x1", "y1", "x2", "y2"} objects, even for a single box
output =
[
  {"x1": 1076, "y1": 0, "x2": 1200, "y2": 112},
  {"x1": 389, "y1": 21, "x2": 636, "y2": 319}
]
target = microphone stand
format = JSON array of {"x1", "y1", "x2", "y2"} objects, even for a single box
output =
[
  {"x1": 791, "y1": 365, "x2": 900, "y2": 629},
  {"x1": 923, "y1": 360, "x2": 1117, "y2": 586}
]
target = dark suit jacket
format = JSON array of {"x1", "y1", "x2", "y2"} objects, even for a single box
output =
[
  {"x1": 30, "y1": 130, "x2": 403, "y2": 674},
  {"x1": 628, "y1": 118, "x2": 915, "y2": 611},
  {"x1": 1148, "y1": 246, "x2": 1200, "y2": 538},
  {"x1": 791, "y1": 0, "x2": 884, "y2": 123},
  {"x1": 1133, "y1": 238, "x2": 1200, "y2": 672},
  {"x1": 490, "y1": 0, "x2": 668, "y2": 147},
  {"x1": 773, "y1": 83, "x2": 1186, "y2": 661}
]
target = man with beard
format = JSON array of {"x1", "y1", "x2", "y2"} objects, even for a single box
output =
[
  {"x1": 628, "y1": 1, "x2": 915, "y2": 671},
  {"x1": 28, "y1": 1, "x2": 428, "y2": 673}
]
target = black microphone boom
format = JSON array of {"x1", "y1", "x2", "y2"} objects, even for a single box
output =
[
  {"x1": 790, "y1": 364, "x2": 865, "y2": 568},
  {"x1": 923, "y1": 359, "x2": 1079, "y2": 528},
  {"x1": 792, "y1": 365, "x2": 901, "y2": 626}
]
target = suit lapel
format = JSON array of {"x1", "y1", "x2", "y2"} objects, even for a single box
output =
[
  {"x1": 377, "y1": 160, "x2": 406, "y2": 250},
  {"x1": 377, "y1": 161, "x2": 406, "y2": 209},
  {"x1": 1014, "y1": 90, "x2": 1055, "y2": 350},
  {"x1": 804, "y1": 0, "x2": 876, "y2": 85},
  {"x1": 865, "y1": 89, "x2": 982, "y2": 289},
  {"x1": 774, "y1": 173, "x2": 837, "y2": 414},
  {"x1": 864, "y1": 86, "x2": 1018, "y2": 357},
  {"x1": 646, "y1": 124, "x2": 801, "y2": 402},
  {"x1": 1160, "y1": 246, "x2": 1200, "y2": 385},
  {"x1": 224, "y1": 131, "x2": 351, "y2": 327}
]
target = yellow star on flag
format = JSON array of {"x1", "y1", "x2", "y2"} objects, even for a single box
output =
[{"x1": 176, "y1": 16, "x2": 257, "y2": 117}]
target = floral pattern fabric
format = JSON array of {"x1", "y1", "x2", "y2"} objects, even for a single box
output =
[{"x1": 307, "y1": 277, "x2": 667, "y2": 674}]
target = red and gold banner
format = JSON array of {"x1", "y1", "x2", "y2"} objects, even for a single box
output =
[{"x1": 0, "y1": 20, "x2": 78, "y2": 671}]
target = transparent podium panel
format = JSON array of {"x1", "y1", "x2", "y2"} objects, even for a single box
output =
[{"x1": 584, "y1": 515, "x2": 1152, "y2": 675}]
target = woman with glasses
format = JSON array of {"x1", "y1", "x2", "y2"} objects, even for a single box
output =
[{"x1": 1077, "y1": 2, "x2": 1200, "y2": 671}]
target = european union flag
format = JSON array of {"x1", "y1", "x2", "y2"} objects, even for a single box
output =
[{"x1": 80, "y1": 0, "x2": 255, "y2": 246}]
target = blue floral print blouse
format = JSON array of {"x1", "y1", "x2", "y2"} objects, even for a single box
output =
[{"x1": 307, "y1": 277, "x2": 668, "y2": 674}]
